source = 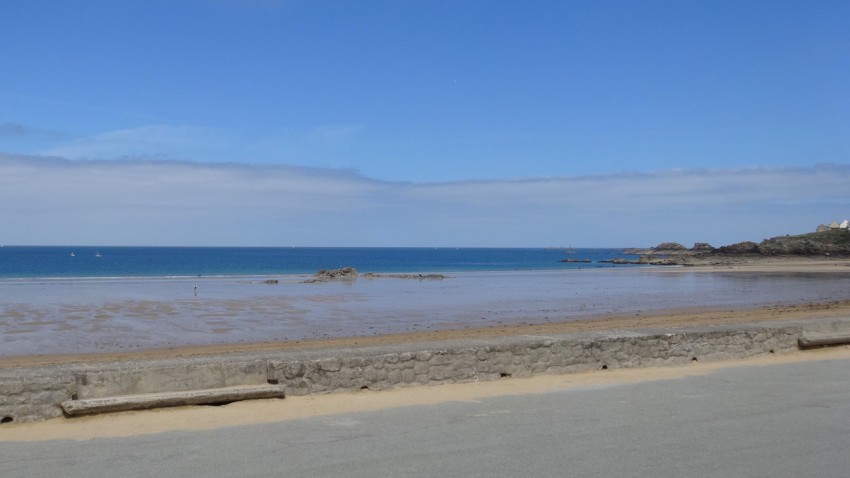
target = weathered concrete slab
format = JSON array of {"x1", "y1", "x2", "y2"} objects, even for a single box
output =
[
  {"x1": 74, "y1": 360, "x2": 269, "y2": 399},
  {"x1": 61, "y1": 384, "x2": 285, "y2": 416},
  {"x1": 799, "y1": 333, "x2": 850, "y2": 348}
]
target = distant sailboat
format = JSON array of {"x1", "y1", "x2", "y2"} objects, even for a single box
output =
[
  {"x1": 69, "y1": 252, "x2": 75, "y2": 257},
  {"x1": 95, "y1": 250, "x2": 102, "y2": 258}
]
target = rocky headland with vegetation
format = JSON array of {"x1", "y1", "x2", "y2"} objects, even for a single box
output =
[{"x1": 616, "y1": 229, "x2": 850, "y2": 266}]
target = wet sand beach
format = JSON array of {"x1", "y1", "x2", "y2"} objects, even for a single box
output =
[
  {"x1": 2, "y1": 260, "x2": 850, "y2": 368},
  {"x1": 656, "y1": 258, "x2": 850, "y2": 273}
]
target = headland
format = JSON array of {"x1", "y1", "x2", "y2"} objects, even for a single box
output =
[{"x1": 618, "y1": 229, "x2": 850, "y2": 267}]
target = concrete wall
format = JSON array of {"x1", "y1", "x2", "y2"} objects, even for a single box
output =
[
  {"x1": 1, "y1": 317, "x2": 848, "y2": 424},
  {"x1": 0, "y1": 373, "x2": 74, "y2": 423},
  {"x1": 268, "y1": 326, "x2": 802, "y2": 395}
]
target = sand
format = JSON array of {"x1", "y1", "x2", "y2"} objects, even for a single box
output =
[
  {"x1": 658, "y1": 259, "x2": 850, "y2": 273},
  {"x1": 3, "y1": 298, "x2": 850, "y2": 370},
  {"x1": 2, "y1": 260, "x2": 850, "y2": 369}
]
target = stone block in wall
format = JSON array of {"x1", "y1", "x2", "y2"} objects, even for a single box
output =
[
  {"x1": 74, "y1": 361, "x2": 268, "y2": 399},
  {"x1": 318, "y1": 358, "x2": 341, "y2": 372},
  {"x1": 0, "y1": 379, "x2": 24, "y2": 395},
  {"x1": 386, "y1": 369, "x2": 402, "y2": 384}
]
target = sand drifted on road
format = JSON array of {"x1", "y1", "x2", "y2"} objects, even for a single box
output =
[{"x1": 3, "y1": 346, "x2": 849, "y2": 442}]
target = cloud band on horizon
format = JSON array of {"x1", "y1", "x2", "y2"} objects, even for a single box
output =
[{"x1": 1, "y1": 154, "x2": 847, "y2": 248}]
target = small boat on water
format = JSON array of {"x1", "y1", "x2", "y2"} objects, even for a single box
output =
[
  {"x1": 95, "y1": 250, "x2": 102, "y2": 258},
  {"x1": 69, "y1": 252, "x2": 75, "y2": 257}
]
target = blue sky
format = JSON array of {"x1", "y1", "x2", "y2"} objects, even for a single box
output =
[{"x1": 1, "y1": 0, "x2": 848, "y2": 247}]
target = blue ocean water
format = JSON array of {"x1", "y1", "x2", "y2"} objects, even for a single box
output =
[{"x1": 0, "y1": 246, "x2": 637, "y2": 279}]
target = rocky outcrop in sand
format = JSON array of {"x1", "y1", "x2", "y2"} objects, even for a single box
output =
[
  {"x1": 305, "y1": 267, "x2": 446, "y2": 282},
  {"x1": 361, "y1": 273, "x2": 446, "y2": 280},
  {"x1": 303, "y1": 267, "x2": 359, "y2": 283}
]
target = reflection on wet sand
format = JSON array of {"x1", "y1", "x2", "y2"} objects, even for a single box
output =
[{"x1": 2, "y1": 268, "x2": 850, "y2": 358}]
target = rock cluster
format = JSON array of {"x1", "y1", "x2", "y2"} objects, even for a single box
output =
[
  {"x1": 305, "y1": 268, "x2": 446, "y2": 283},
  {"x1": 654, "y1": 242, "x2": 687, "y2": 251},
  {"x1": 716, "y1": 241, "x2": 759, "y2": 254},
  {"x1": 691, "y1": 242, "x2": 716, "y2": 252},
  {"x1": 303, "y1": 267, "x2": 359, "y2": 283},
  {"x1": 361, "y1": 273, "x2": 446, "y2": 280}
]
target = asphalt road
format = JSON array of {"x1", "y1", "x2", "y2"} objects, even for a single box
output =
[{"x1": 2, "y1": 356, "x2": 849, "y2": 477}]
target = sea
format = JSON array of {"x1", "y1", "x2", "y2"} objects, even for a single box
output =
[
  {"x1": 0, "y1": 246, "x2": 633, "y2": 279},
  {"x1": 2, "y1": 246, "x2": 850, "y2": 357}
]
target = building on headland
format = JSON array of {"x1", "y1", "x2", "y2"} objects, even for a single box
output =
[{"x1": 817, "y1": 220, "x2": 849, "y2": 232}]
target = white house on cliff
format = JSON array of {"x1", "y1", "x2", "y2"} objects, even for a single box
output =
[{"x1": 817, "y1": 220, "x2": 850, "y2": 232}]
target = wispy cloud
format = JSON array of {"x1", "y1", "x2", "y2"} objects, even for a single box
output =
[
  {"x1": 1, "y1": 153, "x2": 847, "y2": 247},
  {"x1": 41, "y1": 123, "x2": 366, "y2": 167},
  {"x1": 43, "y1": 125, "x2": 230, "y2": 161}
]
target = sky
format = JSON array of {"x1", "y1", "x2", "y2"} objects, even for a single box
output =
[{"x1": 1, "y1": 0, "x2": 848, "y2": 247}]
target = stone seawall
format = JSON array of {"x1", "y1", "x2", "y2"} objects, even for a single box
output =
[{"x1": 2, "y1": 317, "x2": 849, "y2": 423}]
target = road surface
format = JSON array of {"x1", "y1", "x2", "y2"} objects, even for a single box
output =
[{"x1": 2, "y1": 353, "x2": 849, "y2": 477}]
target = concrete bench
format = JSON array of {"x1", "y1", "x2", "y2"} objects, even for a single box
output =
[{"x1": 61, "y1": 360, "x2": 284, "y2": 416}]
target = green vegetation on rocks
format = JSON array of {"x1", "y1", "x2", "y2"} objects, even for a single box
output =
[
  {"x1": 729, "y1": 230, "x2": 850, "y2": 256},
  {"x1": 619, "y1": 229, "x2": 850, "y2": 266}
]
